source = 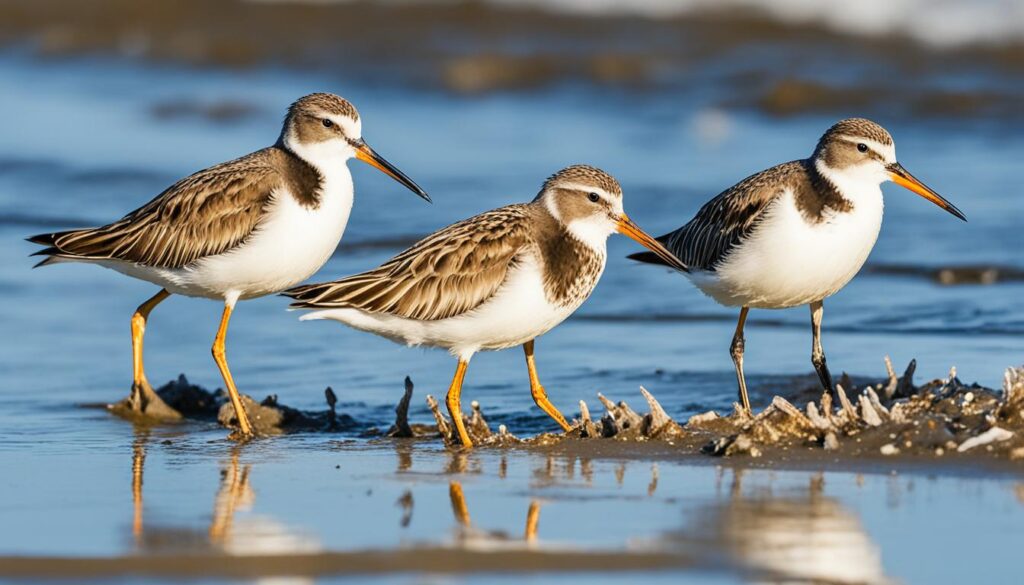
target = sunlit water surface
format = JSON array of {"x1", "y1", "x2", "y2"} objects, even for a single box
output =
[{"x1": 0, "y1": 53, "x2": 1022, "y2": 583}]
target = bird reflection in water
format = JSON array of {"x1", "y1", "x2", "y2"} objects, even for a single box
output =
[
  {"x1": 208, "y1": 446, "x2": 255, "y2": 544},
  {"x1": 448, "y1": 481, "x2": 541, "y2": 547},
  {"x1": 128, "y1": 432, "x2": 316, "y2": 556},
  {"x1": 131, "y1": 428, "x2": 148, "y2": 543},
  {"x1": 673, "y1": 470, "x2": 890, "y2": 584}
]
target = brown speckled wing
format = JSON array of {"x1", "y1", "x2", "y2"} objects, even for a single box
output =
[
  {"x1": 634, "y1": 161, "x2": 806, "y2": 272},
  {"x1": 286, "y1": 205, "x2": 534, "y2": 321},
  {"x1": 29, "y1": 147, "x2": 312, "y2": 269}
]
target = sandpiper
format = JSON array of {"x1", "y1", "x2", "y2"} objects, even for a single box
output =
[
  {"x1": 29, "y1": 92, "x2": 429, "y2": 437},
  {"x1": 630, "y1": 118, "x2": 965, "y2": 413},
  {"x1": 285, "y1": 165, "x2": 685, "y2": 447}
]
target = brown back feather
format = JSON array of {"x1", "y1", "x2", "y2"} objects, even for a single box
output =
[
  {"x1": 29, "y1": 147, "x2": 318, "y2": 268},
  {"x1": 286, "y1": 205, "x2": 534, "y2": 321}
]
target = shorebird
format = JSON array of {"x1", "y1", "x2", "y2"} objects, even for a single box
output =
[
  {"x1": 629, "y1": 118, "x2": 965, "y2": 413},
  {"x1": 284, "y1": 165, "x2": 685, "y2": 447},
  {"x1": 28, "y1": 92, "x2": 429, "y2": 437}
]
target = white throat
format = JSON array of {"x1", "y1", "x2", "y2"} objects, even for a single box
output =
[
  {"x1": 564, "y1": 215, "x2": 614, "y2": 255},
  {"x1": 814, "y1": 158, "x2": 885, "y2": 208},
  {"x1": 282, "y1": 130, "x2": 357, "y2": 178}
]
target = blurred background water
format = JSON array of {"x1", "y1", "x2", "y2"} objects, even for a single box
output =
[{"x1": 0, "y1": 1, "x2": 1022, "y2": 582}]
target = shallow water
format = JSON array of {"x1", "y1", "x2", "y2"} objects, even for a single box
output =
[
  {"x1": 0, "y1": 50, "x2": 1022, "y2": 583},
  {"x1": 3, "y1": 421, "x2": 1024, "y2": 584}
]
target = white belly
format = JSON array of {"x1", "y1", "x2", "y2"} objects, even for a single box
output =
[
  {"x1": 101, "y1": 172, "x2": 354, "y2": 301},
  {"x1": 691, "y1": 187, "x2": 883, "y2": 309},
  {"x1": 302, "y1": 255, "x2": 600, "y2": 360}
]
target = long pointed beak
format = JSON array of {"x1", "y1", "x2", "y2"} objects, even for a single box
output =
[
  {"x1": 354, "y1": 140, "x2": 431, "y2": 203},
  {"x1": 616, "y1": 213, "x2": 687, "y2": 271},
  {"x1": 887, "y1": 162, "x2": 965, "y2": 221}
]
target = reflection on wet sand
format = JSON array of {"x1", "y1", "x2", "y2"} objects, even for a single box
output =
[
  {"x1": 448, "y1": 481, "x2": 542, "y2": 547},
  {"x1": 125, "y1": 436, "x2": 896, "y2": 583},
  {"x1": 208, "y1": 447, "x2": 255, "y2": 544},
  {"x1": 529, "y1": 452, "x2": 596, "y2": 488},
  {"x1": 131, "y1": 429, "x2": 147, "y2": 543},
  {"x1": 129, "y1": 433, "x2": 317, "y2": 557},
  {"x1": 675, "y1": 470, "x2": 890, "y2": 584},
  {"x1": 445, "y1": 450, "x2": 483, "y2": 476}
]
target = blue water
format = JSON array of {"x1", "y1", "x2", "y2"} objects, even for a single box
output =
[{"x1": 0, "y1": 52, "x2": 1022, "y2": 583}]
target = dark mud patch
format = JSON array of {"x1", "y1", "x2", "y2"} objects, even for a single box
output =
[
  {"x1": 150, "y1": 98, "x2": 263, "y2": 124},
  {"x1": 865, "y1": 263, "x2": 1024, "y2": 285},
  {"x1": 107, "y1": 374, "x2": 356, "y2": 434},
  {"x1": 0, "y1": 547, "x2": 693, "y2": 580},
  {"x1": 740, "y1": 77, "x2": 1024, "y2": 121}
]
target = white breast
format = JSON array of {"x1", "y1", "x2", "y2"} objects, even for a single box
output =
[
  {"x1": 116, "y1": 166, "x2": 354, "y2": 300},
  {"x1": 691, "y1": 184, "x2": 883, "y2": 309},
  {"x1": 303, "y1": 252, "x2": 604, "y2": 360}
]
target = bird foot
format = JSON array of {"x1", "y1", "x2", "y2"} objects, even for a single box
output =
[{"x1": 109, "y1": 380, "x2": 184, "y2": 423}]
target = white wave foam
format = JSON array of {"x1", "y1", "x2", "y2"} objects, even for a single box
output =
[
  {"x1": 252, "y1": 0, "x2": 1024, "y2": 47},
  {"x1": 489, "y1": 0, "x2": 1024, "y2": 47}
]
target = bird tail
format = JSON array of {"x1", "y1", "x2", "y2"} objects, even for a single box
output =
[
  {"x1": 26, "y1": 231, "x2": 90, "y2": 268},
  {"x1": 626, "y1": 250, "x2": 663, "y2": 266}
]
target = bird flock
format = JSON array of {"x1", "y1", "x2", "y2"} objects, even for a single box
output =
[{"x1": 29, "y1": 93, "x2": 965, "y2": 445}]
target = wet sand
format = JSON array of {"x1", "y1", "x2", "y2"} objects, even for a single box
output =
[{"x1": 0, "y1": 549, "x2": 695, "y2": 580}]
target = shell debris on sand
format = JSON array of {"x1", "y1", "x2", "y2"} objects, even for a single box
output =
[
  {"x1": 108, "y1": 360, "x2": 1024, "y2": 465},
  {"x1": 407, "y1": 357, "x2": 1024, "y2": 464}
]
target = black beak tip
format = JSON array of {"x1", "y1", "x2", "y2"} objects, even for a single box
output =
[{"x1": 419, "y1": 190, "x2": 432, "y2": 204}]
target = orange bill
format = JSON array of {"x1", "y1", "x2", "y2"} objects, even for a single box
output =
[
  {"x1": 887, "y1": 163, "x2": 965, "y2": 221},
  {"x1": 354, "y1": 140, "x2": 431, "y2": 202},
  {"x1": 616, "y1": 213, "x2": 687, "y2": 271}
]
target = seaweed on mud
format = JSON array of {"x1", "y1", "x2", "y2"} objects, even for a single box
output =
[
  {"x1": 418, "y1": 358, "x2": 1024, "y2": 463},
  {"x1": 109, "y1": 374, "x2": 356, "y2": 434},
  {"x1": 107, "y1": 360, "x2": 1024, "y2": 464}
]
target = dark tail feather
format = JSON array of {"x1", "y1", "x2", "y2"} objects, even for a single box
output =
[
  {"x1": 280, "y1": 283, "x2": 326, "y2": 308},
  {"x1": 31, "y1": 250, "x2": 63, "y2": 268},
  {"x1": 27, "y1": 233, "x2": 78, "y2": 268},
  {"x1": 30, "y1": 246, "x2": 60, "y2": 257},
  {"x1": 280, "y1": 284, "x2": 314, "y2": 300},
  {"x1": 27, "y1": 233, "x2": 57, "y2": 246},
  {"x1": 626, "y1": 250, "x2": 667, "y2": 266}
]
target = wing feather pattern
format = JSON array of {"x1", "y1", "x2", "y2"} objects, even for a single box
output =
[
  {"x1": 630, "y1": 161, "x2": 805, "y2": 272},
  {"x1": 29, "y1": 148, "x2": 287, "y2": 269},
  {"x1": 285, "y1": 205, "x2": 534, "y2": 321}
]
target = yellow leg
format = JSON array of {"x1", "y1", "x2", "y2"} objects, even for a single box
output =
[
  {"x1": 730, "y1": 307, "x2": 752, "y2": 414},
  {"x1": 524, "y1": 340, "x2": 571, "y2": 431},
  {"x1": 131, "y1": 431, "x2": 148, "y2": 542},
  {"x1": 445, "y1": 360, "x2": 472, "y2": 447},
  {"x1": 524, "y1": 500, "x2": 540, "y2": 542},
  {"x1": 211, "y1": 302, "x2": 253, "y2": 437},
  {"x1": 209, "y1": 447, "x2": 253, "y2": 543},
  {"x1": 131, "y1": 289, "x2": 170, "y2": 391},
  {"x1": 449, "y1": 481, "x2": 471, "y2": 526}
]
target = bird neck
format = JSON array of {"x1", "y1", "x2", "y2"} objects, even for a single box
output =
[
  {"x1": 537, "y1": 214, "x2": 607, "y2": 307},
  {"x1": 812, "y1": 157, "x2": 883, "y2": 210},
  {"x1": 808, "y1": 158, "x2": 859, "y2": 214},
  {"x1": 274, "y1": 141, "x2": 352, "y2": 210}
]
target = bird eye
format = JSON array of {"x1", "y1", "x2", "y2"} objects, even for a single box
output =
[
  {"x1": 322, "y1": 118, "x2": 334, "y2": 128},
  {"x1": 587, "y1": 192, "x2": 600, "y2": 203},
  {"x1": 857, "y1": 143, "x2": 868, "y2": 153}
]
